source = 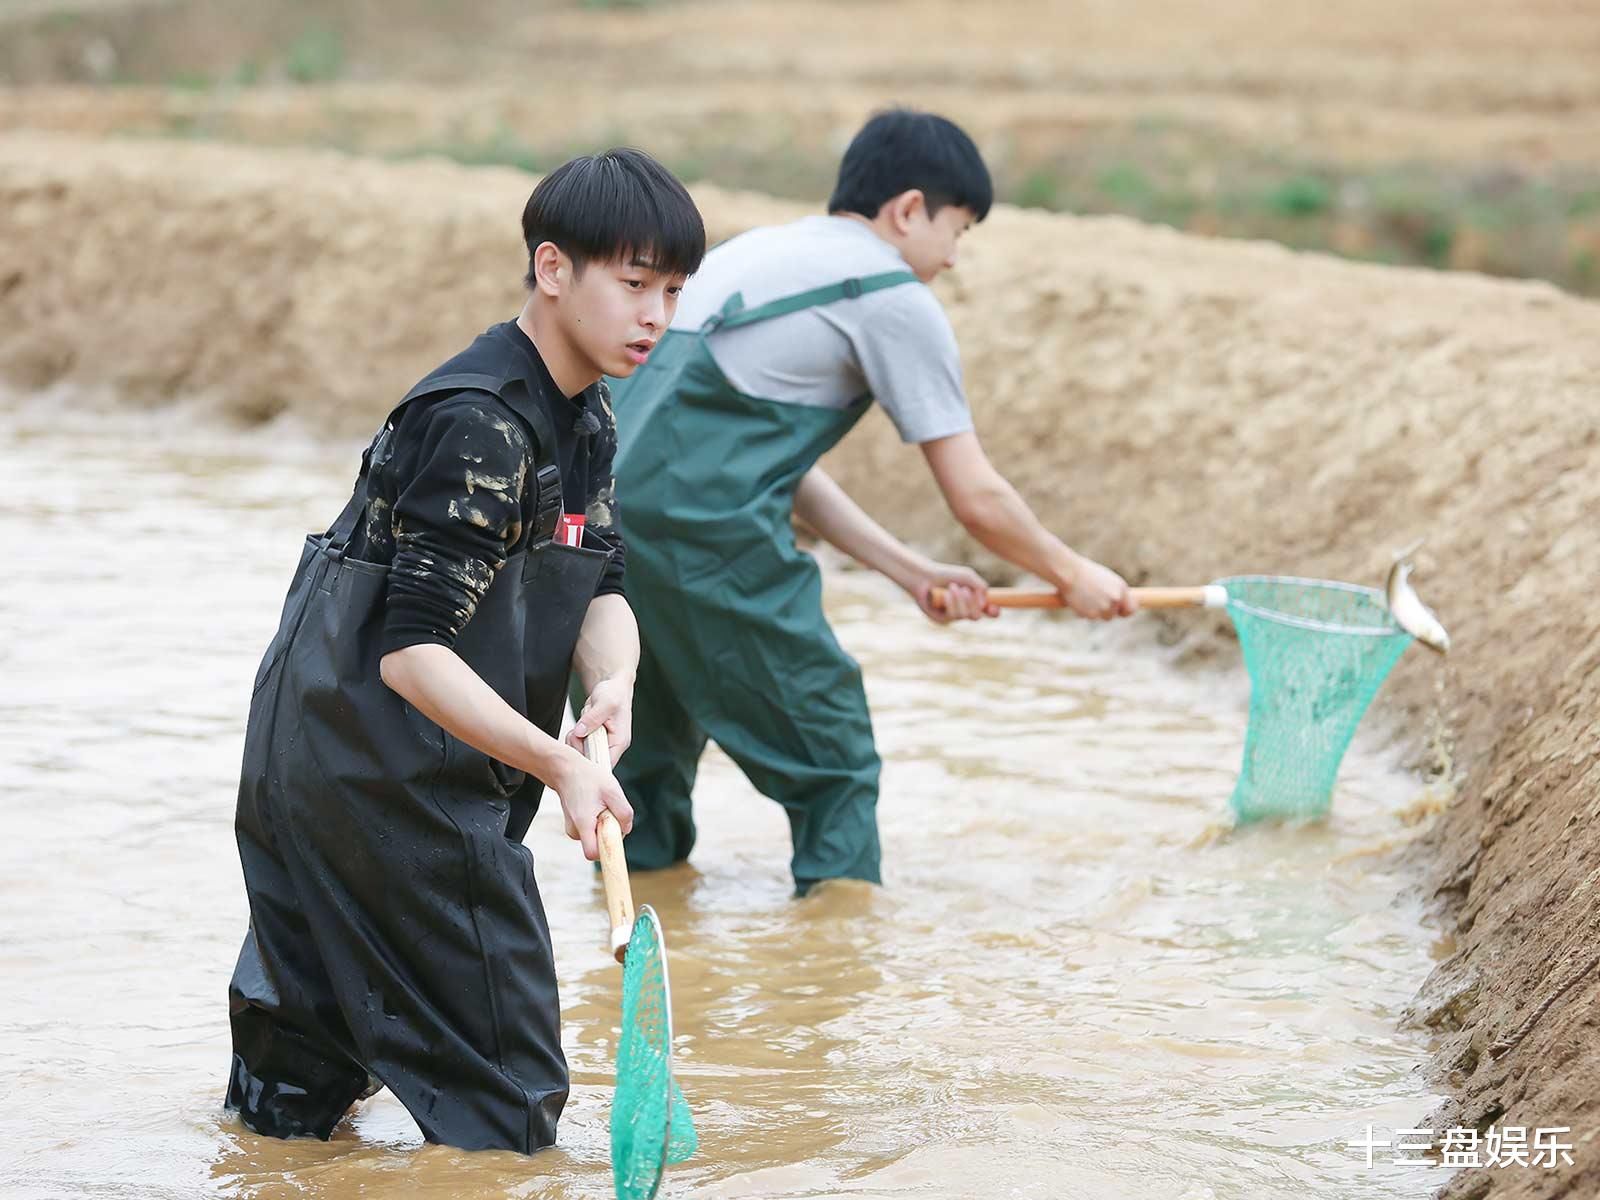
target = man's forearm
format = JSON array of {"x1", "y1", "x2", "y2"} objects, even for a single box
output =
[
  {"x1": 571, "y1": 593, "x2": 640, "y2": 693},
  {"x1": 952, "y1": 475, "x2": 1081, "y2": 583},
  {"x1": 379, "y1": 642, "x2": 572, "y2": 784},
  {"x1": 793, "y1": 467, "x2": 928, "y2": 590}
]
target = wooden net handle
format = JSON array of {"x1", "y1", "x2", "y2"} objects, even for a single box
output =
[
  {"x1": 587, "y1": 727, "x2": 634, "y2": 963},
  {"x1": 931, "y1": 585, "x2": 1226, "y2": 611}
]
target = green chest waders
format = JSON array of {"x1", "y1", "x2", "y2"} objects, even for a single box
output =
[{"x1": 606, "y1": 271, "x2": 919, "y2": 894}]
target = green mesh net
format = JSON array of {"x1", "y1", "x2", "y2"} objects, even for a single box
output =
[
  {"x1": 611, "y1": 905, "x2": 697, "y2": 1200},
  {"x1": 1221, "y1": 577, "x2": 1411, "y2": 822}
]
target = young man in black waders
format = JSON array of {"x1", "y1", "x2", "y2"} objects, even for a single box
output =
[
  {"x1": 224, "y1": 149, "x2": 705, "y2": 1153},
  {"x1": 605, "y1": 109, "x2": 1136, "y2": 897}
]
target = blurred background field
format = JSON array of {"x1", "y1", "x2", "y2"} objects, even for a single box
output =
[{"x1": 5, "y1": 0, "x2": 1600, "y2": 294}]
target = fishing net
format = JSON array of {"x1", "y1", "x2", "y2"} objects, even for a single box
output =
[
  {"x1": 1221, "y1": 576, "x2": 1411, "y2": 822},
  {"x1": 611, "y1": 905, "x2": 697, "y2": 1200}
]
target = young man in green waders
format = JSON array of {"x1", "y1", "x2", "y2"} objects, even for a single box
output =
[
  {"x1": 606, "y1": 110, "x2": 1136, "y2": 896},
  {"x1": 224, "y1": 149, "x2": 705, "y2": 1153}
]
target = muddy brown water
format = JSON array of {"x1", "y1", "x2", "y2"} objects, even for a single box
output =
[{"x1": 0, "y1": 398, "x2": 1449, "y2": 1199}]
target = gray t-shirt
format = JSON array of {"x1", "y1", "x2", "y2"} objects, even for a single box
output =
[{"x1": 671, "y1": 215, "x2": 974, "y2": 444}]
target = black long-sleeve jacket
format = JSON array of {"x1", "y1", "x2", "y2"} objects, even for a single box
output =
[{"x1": 344, "y1": 321, "x2": 626, "y2": 657}]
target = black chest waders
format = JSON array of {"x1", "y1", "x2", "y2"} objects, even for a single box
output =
[{"x1": 226, "y1": 329, "x2": 608, "y2": 1152}]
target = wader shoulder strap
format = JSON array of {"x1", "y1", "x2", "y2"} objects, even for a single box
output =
[
  {"x1": 326, "y1": 370, "x2": 562, "y2": 550},
  {"x1": 324, "y1": 477, "x2": 372, "y2": 551},
  {"x1": 396, "y1": 371, "x2": 559, "y2": 458},
  {"x1": 702, "y1": 270, "x2": 920, "y2": 334}
]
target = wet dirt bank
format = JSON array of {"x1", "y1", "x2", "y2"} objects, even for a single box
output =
[{"x1": 2, "y1": 132, "x2": 1597, "y2": 1197}]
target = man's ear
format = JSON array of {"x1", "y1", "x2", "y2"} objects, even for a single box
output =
[
  {"x1": 531, "y1": 241, "x2": 570, "y2": 298},
  {"x1": 882, "y1": 189, "x2": 927, "y2": 235}
]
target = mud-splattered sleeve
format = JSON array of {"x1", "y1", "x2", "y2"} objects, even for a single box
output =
[
  {"x1": 585, "y1": 381, "x2": 627, "y2": 598},
  {"x1": 380, "y1": 397, "x2": 533, "y2": 656}
]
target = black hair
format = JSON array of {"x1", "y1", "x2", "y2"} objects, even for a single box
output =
[
  {"x1": 828, "y1": 109, "x2": 993, "y2": 222},
  {"x1": 522, "y1": 147, "x2": 706, "y2": 285}
]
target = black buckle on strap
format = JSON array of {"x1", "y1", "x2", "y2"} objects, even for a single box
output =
[
  {"x1": 533, "y1": 462, "x2": 563, "y2": 540},
  {"x1": 841, "y1": 278, "x2": 863, "y2": 299}
]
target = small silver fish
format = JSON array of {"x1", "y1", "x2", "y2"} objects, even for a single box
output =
[{"x1": 1385, "y1": 556, "x2": 1450, "y2": 654}]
